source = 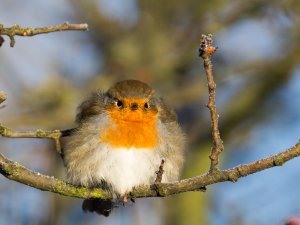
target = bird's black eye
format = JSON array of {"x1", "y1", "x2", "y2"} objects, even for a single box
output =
[
  {"x1": 144, "y1": 102, "x2": 150, "y2": 109},
  {"x1": 116, "y1": 100, "x2": 123, "y2": 108}
]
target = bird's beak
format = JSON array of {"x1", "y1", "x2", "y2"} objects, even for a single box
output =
[{"x1": 130, "y1": 102, "x2": 139, "y2": 111}]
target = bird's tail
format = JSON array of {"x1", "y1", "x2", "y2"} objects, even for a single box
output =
[{"x1": 82, "y1": 199, "x2": 114, "y2": 217}]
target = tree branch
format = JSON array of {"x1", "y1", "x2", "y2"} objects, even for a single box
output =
[
  {"x1": 0, "y1": 123, "x2": 73, "y2": 139},
  {"x1": 0, "y1": 123, "x2": 74, "y2": 155},
  {"x1": 199, "y1": 34, "x2": 224, "y2": 173},
  {"x1": 0, "y1": 22, "x2": 88, "y2": 47},
  {"x1": 0, "y1": 154, "x2": 111, "y2": 199},
  {"x1": 0, "y1": 141, "x2": 299, "y2": 199}
]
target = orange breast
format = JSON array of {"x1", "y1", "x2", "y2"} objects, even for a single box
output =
[{"x1": 100, "y1": 99, "x2": 158, "y2": 149}]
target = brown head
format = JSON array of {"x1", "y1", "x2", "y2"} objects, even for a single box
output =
[{"x1": 76, "y1": 80, "x2": 178, "y2": 149}]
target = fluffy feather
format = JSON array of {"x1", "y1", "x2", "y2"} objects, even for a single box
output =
[
  {"x1": 64, "y1": 116, "x2": 184, "y2": 195},
  {"x1": 63, "y1": 80, "x2": 185, "y2": 215}
]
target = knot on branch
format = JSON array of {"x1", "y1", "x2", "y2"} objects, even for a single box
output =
[
  {"x1": 150, "y1": 183, "x2": 168, "y2": 197},
  {"x1": 273, "y1": 158, "x2": 285, "y2": 166},
  {"x1": 0, "y1": 124, "x2": 11, "y2": 137},
  {"x1": 227, "y1": 173, "x2": 239, "y2": 183}
]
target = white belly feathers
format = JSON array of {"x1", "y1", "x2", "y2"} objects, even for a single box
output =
[
  {"x1": 67, "y1": 144, "x2": 163, "y2": 196},
  {"x1": 93, "y1": 146, "x2": 162, "y2": 195}
]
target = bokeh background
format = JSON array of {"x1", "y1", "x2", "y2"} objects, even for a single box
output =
[{"x1": 0, "y1": 0, "x2": 300, "y2": 225}]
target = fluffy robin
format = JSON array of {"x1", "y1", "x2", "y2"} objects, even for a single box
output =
[{"x1": 64, "y1": 80, "x2": 185, "y2": 216}]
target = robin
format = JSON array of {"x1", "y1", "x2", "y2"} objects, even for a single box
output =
[{"x1": 64, "y1": 80, "x2": 185, "y2": 216}]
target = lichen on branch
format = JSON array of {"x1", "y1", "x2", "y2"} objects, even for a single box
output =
[{"x1": 0, "y1": 141, "x2": 299, "y2": 199}]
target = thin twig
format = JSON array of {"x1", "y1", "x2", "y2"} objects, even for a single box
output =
[
  {"x1": 0, "y1": 22, "x2": 88, "y2": 47},
  {"x1": 0, "y1": 124, "x2": 74, "y2": 138},
  {"x1": 0, "y1": 141, "x2": 299, "y2": 199},
  {"x1": 199, "y1": 34, "x2": 224, "y2": 173},
  {"x1": 154, "y1": 159, "x2": 165, "y2": 184},
  {"x1": 0, "y1": 123, "x2": 74, "y2": 154}
]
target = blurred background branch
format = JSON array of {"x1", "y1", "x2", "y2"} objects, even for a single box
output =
[{"x1": 0, "y1": 22, "x2": 88, "y2": 47}]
